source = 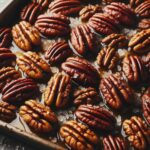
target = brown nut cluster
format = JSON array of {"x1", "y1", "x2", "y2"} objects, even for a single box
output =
[
  {"x1": 103, "y1": 2, "x2": 136, "y2": 27},
  {"x1": 44, "y1": 73, "x2": 71, "y2": 109},
  {"x1": 12, "y1": 21, "x2": 41, "y2": 51},
  {"x1": 44, "y1": 40, "x2": 72, "y2": 65},
  {"x1": 0, "y1": 28, "x2": 12, "y2": 48},
  {"x1": 123, "y1": 116, "x2": 150, "y2": 150},
  {"x1": 99, "y1": 73, "x2": 133, "y2": 110},
  {"x1": 129, "y1": 29, "x2": 150, "y2": 54},
  {"x1": 48, "y1": 0, "x2": 82, "y2": 16},
  {"x1": 59, "y1": 120, "x2": 99, "y2": 150},
  {"x1": 0, "y1": 101, "x2": 16, "y2": 123},
  {"x1": 19, "y1": 100, "x2": 58, "y2": 133},
  {"x1": 96, "y1": 47, "x2": 119, "y2": 70},
  {"x1": 138, "y1": 19, "x2": 150, "y2": 30},
  {"x1": 79, "y1": 5, "x2": 102, "y2": 22},
  {"x1": 75, "y1": 105, "x2": 116, "y2": 131},
  {"x1": 33, "y1": 0, "x2": 50, "y2": 8},
  {"x1": 2, "y1": 78, "x2": 39, "y2": 103},
  {"x1": 73, "y1": 87, "x2": 100, "y2": 106},
  {"x1": 70, "y1": 24, "x2": 98, "y2": 56},
  {"x1": 35, "y1": 13, "x2": 70, "y2": 37},
  {"x1": 16, "y1": 51, "x2": 51, "y2": 80},
  {"x1": 61, "y1": 57, "x2": 100, "y2": 86},
  {"x1": 103, "y1": 135, "x2": 126, "y2": 150}
]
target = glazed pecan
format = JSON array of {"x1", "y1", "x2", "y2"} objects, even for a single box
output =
[
  {"x1": 123, "y1": 116, "x2": 150, "y2": 150},
  {"x1": 103, "y1": 2, "x2": 136, "y2": 27},
  {"x1": 33, "y1": 0, "x2": 50, "y2": 8},
  {"x1": 2, "y1": 78, "x2": 39, "y2": 103},
  {"x1": 0, "y1": 28, "x2": 12, "y2": 48},
  {"x1": 19, "y1": 100, "x2": 58, "y2": 133},
  {"x1": 12, "y1": 21, "x2": 41, "y2": 51},
  {"x1": 44, "y1": 73, "x2": 71, "y2": 108},
  {"x1": 138, "y1": 19, "x2": 150, "y2": 29},
  {"x1": 61, "y1": 57, "x2": 100, "y2": 86},
  {"x1": 70, "y1": 24, "x2": 98, "y2": 56},
  {"x1": 129, "y1": 0, "x2": 145, "y2": 8},
  {"x1": 44, "y1": 40, "x2": 72, "y2": 65},
  {"x1": 75, "y1": 105, "x2": 116, "y2": 131},
  {"x1": 73, "y1": 87, "x2": 100, "y2": 106},
  {"x1": 35, "y1": 13, "x2": 70, "y2": 37},
  {"x1": 59, "y1": 120, "x2": 99, "y2": 150},
  {"x1": 79, "y1": 5, "x2": 102, "y2": 22},
  {"x1": 96, "y1": 47, "x2": 119, "y2": 70},
  {"x1": 48, "y1": 0, "x2": 82, "y2": 16},
  {"x1": 0, "y1": 101, "x2": 16, "y2": 123},
  {"x1": 16, "y1": 52, "x2": 51, "y2": 80},
  {"x1": 88, "y1": 13, "x2": 120, "y2": 35},
  {"x1": 128, "y1": 29, "x2": 150, "y2": 54},
  {"x1": 99, "y1": 73, "x2": 133, "y2": 110},
  {"x1": 103, "y1": 135, "x2": 126, "y2": 150}
]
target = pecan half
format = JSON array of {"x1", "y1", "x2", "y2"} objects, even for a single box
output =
[
  {"x1": 75, "y1": 105, "x2": 116, "y2": 131},
  {"x1": 44, "y1": 40, "x2": 72, "y2": 65},
  {"x1": 129, "y1": 0, "x2": 145, "y2": 8},
  {"x1": 123, "y1": 116, "x2": 150, "y2": 150},
  {"x1": 19, "y1": 100, "x2": 58, "y2": 133},
  {"x1": 44, "y1": 73, "x2": 71, "y2": 108},
  {"x1": 17, "y1": 52, "x2": 51, "y2": 80},
  {"x1": 59, "y1": 120, "x2": 99, "y2": 150},
  {"x1": 0, "y1": 101, "x2": 16, "y2": 123},
  {"x1": 138, "y1": 19, "x2": 150, "y2": 30},
  {"x1": 61, "y1": 57, "x2": 100, "y2": 86},
  {"x1": 35, "y1": 13, "x2": 70, "y2": 37},
  {"x1": 2, "y1": 78, "x2": 39, "y2": 103},
  {"x1": 33, "y1": 0, "x2": 51, "y2": 8},
  {"x1": 12, "y1": 21, "x2": 41, "y2": 51}
]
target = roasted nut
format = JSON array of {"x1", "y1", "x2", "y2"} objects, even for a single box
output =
[
  {"x1": 44, "y1": 73, "x2": 71, "y2": 108},
  {"x1": 138, "y1": 19, "x2": 150, "y2": 29},
  {"x1": 33, "y1": 0, "x2": 50, "y2": 8},
  {"x1": 88, "y1": 13, "x2": 120, "y2": 35},
  {"x1": 59, "y1": 120, "x2": 99, "y2": 150},
  {"x1": 96, "y1": 47, "x2": 119, "y2": 70},
  {"x1": 61, "y1": 57, "x2": 100, "y2": 86},
  {"x1": 103, "y1": 2, "x2": 136, "y2": 27},
  {"x1": 102, "y1": 0, "x2": 124, "y2": 4},
  {"x1": 44, "y1": 40, "x2": 72, "y2": 65},
  {"x1": 79, "y1": 5, "x2": 102, "y2": 22},
  {"x1": 35, "y1": 13, "x2": 70, "y2": 37},
  {"x1": 129, "y1": 0, "x2": 145, "y2": 8},
  {"x1": 12, "y1": 21, "x2": 41, "y2": 51},
  {"x1": 16, "y1": 51, "x2": 51, "y2": 80},
  {"x1": 70, "y1": 24, "x2": 98, "y2": 56},
  {"x1": 144, "y1": 53, "x2": 150, "y2": 72},
  {"x1": 99, "y1": 73, "x2": 133, "y2": 110},
  {"x1": 0, "y1": 28, "x2": 12, "y2": 48},
  {"x1": 19, "y1": 100, "x2": 58, "y2": 133},
  {"x1": 73, "y1": 87, "x2": 100, "y2": 106},
  {"x1": 128, "y1": 29, "x2": 150, "y2": 54},
  {"x1": 75, "y1": 105, "x2": 116, "y2": 131},
  {"x1": 123, "y1": 116, "x2": 150, "y2": 150},
  {"x1": 103, "y1": 135, "x2": 126, "y2": 150},
  {"x1": 2, "y1": 78, "x2": 39, "y2": 103}
]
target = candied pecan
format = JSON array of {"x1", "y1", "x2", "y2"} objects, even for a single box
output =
[
  {"x1": 96, "y1": 47, "x2": 119, "y2": 70},
  {"x1": 123, "y1": 116, "x2": 150, "y2": 150},
  {"x1": 73, "y1": 87, "x2": 100, "y2": 106},
  {"x1": 2, "y1": 78, "x2": 39, "y2": 103},
  {"x1": 103, "y1": 135, "x2": 126, "y2": 150},
  {"x1": 59, "y1": 120, "x2": 99, "y2": 150},
  {"x1": 128, "y1": 29, "x2": 150, "y2": 54},
  {"x1": 19, "y1": 100, "x2": 58, "y2": 133},
  {"x1": 12, "y1": 21, "x2": 41, "y2": 51},
  {"x1": 33, "y1": 0, "x2": 50, "y2": 8},
  {"x1": 70, "y1": 24, "x2": 98, "y2": 56},
  {"x1": 79, "y1": 5, "x2": 102, "y2": 22},
  {"x1": 99, "y1": 73, "x2": 133, "y2": 110},
  {"x1": 44, "y1": 73, "x2": 71, "y2": 108},
  {"x1": 138, "y1": 19, "x2": 150, "y2": 29},
  {"x1": 48, "y1": 0, "x2": 82, "y2": 16},
  {"x1": 129, "y1": 0, "x2": 145, "y2": 8},
  {"x1": 103, "y1": 2, "x2": 136, "y2": 27},
  {"x1": 35, "y1": 13, "x2": 70, "y2": 37},
  {"x1": 75, "y1": 105, "x2": 116, "y2": 131},
  {"x1": 44, "y1": 40, "x2": 72, "y2": 65},
  {"x1": 88, "y1": 13, "x2": 120, "y2": 35},
  {"x1": 61, "y1": 57, "x2": 100, "y2": 86},
  {"x1": 16, "y1": 52, "x2": 51, "y2": 80},
  {"x1": 0, "y1": 101, "x2": 16, "y2": 123}
]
